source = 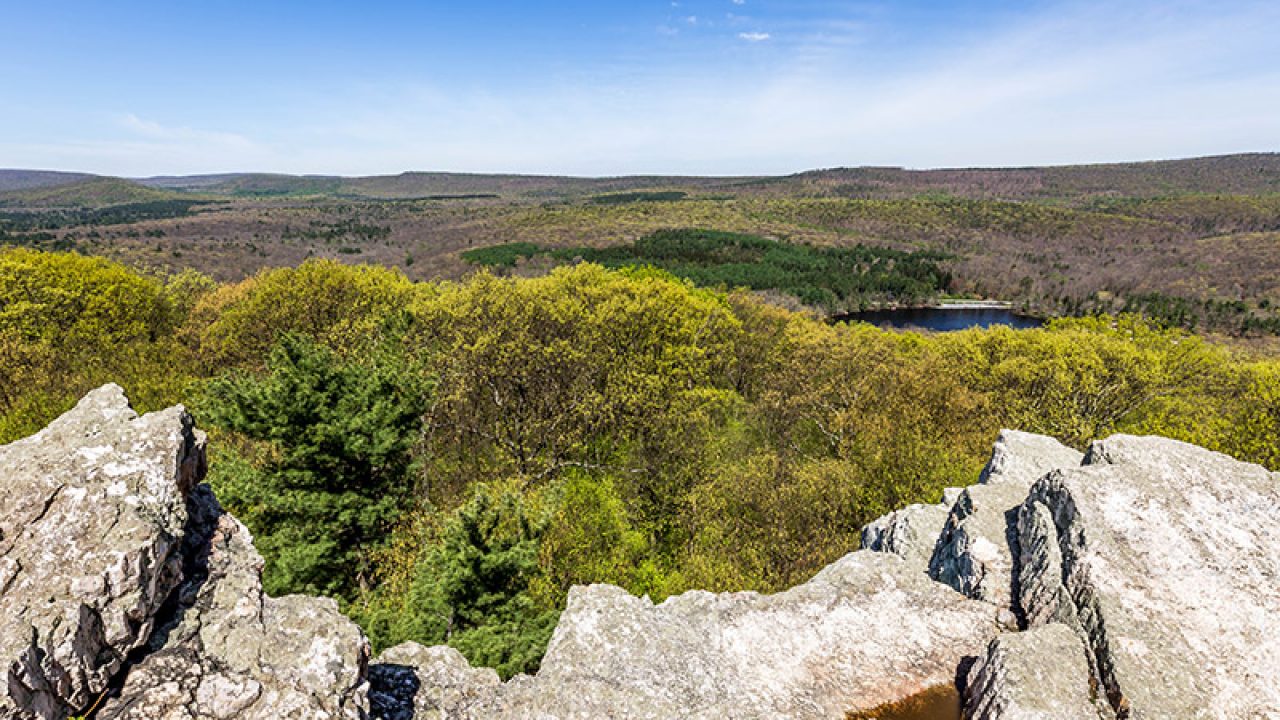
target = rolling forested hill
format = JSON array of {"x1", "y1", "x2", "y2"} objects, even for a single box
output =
[{"x1": 2, "y1": 152, "x2": 1279, "y2": 335}]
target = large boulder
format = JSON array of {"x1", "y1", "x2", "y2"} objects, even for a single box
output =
[
  {"x1": 962, "y1": 623, "x2": 1103, "y2": 720},
  {"x1": 979, "y1": 430, "x2": 1084, "y2": 487},
  {"x1": 929, "y1": 431, "x2": 1081, "y2": 619},
  {"x1": 95, "y1": 488, "x2": 371, "y2": 720},
  {"x1": 385, "y1": 551, "x2": 998, "y2": 719},
  {"x1": 1016, "y1": 435, "x2": 1280, "y2": 718},
  {"x1": 0, "y1": 385, "x2": 205, "y2": 720},
  {"x1": 0, "y1": 385, "x2": 372, "y2": 720}
]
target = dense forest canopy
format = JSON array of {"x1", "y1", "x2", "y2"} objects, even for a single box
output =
[
  {"x1": 461, "y1": 229, "x2": 952, "y2": 311},
  {"x1": 2, "y1": 248, "x2": 1278, "y2": 677}
]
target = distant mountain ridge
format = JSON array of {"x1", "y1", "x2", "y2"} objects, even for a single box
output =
[
  {"x1": 3, "y1": 152, "x2": 1278, "y2": 204},
  {"x1": 0, "y1": 177, "x2": 195, "y2": 208},
  {"x1": 0, "y1": 169, "x2": 97, "y2": 193}
]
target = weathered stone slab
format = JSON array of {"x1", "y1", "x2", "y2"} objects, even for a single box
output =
[
  {"x1": 370, "y1": 643, "x2": 500, "y2": 720},
  {"x1": 980, "y1": 429, "x2": 1084, "y2": 487},
  {"x1": 1017, "y1": 435, "x2": 1280, "y2": 719},
  {"x1": 963, "y1": 623, "x2": 1103, "y2": 720},
  {"x1": 861, "y1": 502, "x2": 950, "y2": 571},
  {"x1": 0, "y1": 385, "x2": 205, "y2": 720},
  {"x1": 392, "y1": 551, "x2": 998, "y2": 719}
]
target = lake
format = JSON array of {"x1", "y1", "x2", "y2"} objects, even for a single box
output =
[{"x1": 835, "y1": 306, "x2": 1043, "y2": 332}]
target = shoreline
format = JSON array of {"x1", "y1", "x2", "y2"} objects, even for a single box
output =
[{"x1": 932, "y1": 300, "x2": 1014, "y2": 310}]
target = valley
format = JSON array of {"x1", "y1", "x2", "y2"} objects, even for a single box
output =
[{"x1": 3, "y1": 152, "x2": 1280, "y2": 335}]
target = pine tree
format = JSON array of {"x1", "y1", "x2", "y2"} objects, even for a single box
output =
[
  {"x1": 402, "y1": 483, "x2": 559, "y2": 678},
  {"x1": 203, "y1": 333, "x2": 429, "y2": 598}
]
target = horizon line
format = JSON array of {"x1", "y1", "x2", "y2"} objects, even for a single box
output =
[{"x1": 3, "y1": 150, "x2": 1279, "y2": 183}]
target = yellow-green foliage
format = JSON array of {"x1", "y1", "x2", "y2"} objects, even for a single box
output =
[
  {"x1": 0, "y1": 248, "x2": 195, "y2": 442},
  {"x1": 192, "y1": 259, "x2": 416, "y2": 368},
  {"x1": 936, "y1": 315, "x2": 1224, "y2": 447},
  {"x1": 3, "y1": 249, "x2": 1279, "y2": 673},
  {"x1": 411, "y1": 264, "x2": 741, "y2": 487}
]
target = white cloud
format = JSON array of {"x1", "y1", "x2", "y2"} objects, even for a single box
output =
[{"x1": 738, "y1": 31, "x2": 770, "y2": 41}]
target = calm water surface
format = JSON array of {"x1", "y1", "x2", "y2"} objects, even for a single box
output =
[{"x1": 836, "y1": 307, "x2": 1043, "y2": 332}]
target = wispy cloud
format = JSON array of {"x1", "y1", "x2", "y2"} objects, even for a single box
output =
[
  {"x1": 119, "y1": 114, "x2": 256, "y2": 149},
  {"x1": 738, "y1": 31, "x2": 770, "y2": 42}
]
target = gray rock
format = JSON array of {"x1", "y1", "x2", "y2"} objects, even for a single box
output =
[
  {"x1": 963, "y1": 623, "x2": 1104, "y2": 720},
  {"x1": 860, "y1": 502, "x2": 950, "y2": 571},
  {"x1": 96, "y1": 487, "x2": 371, "y2": 720},
  {"x1": 0, "y1": 385, "x2": 372, "y2": 720},
  {"x1": 370, "y1": 643, "x2": 500, "y2": 720},
  {"x1": 979, "y1": 429, "x2": 1083, "y2": 486},
  {"x1": 0, "y1": 385, "x2": 205, "y2": 720},
  {"x1": 1016, "y1": 435, "x2": 1280, "y2": 719},
  {"x1": 930, "y1": 431, "x2": 1081, "y2": 618},
  {"x1": 403, "y1": 551, "x2": 998, "y2": 719}
]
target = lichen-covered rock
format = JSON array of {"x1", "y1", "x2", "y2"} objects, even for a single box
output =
[
  {"x1": 1016, "y1": 435, "x2": 1280, "y2": 719},
  {"x1": 930, "y1": 431, "x2": 1081, "y2": 619},
  {"x1": 96, "y1": 488, "x2": 371, "y2": 720},
  {"x1": 369, "y1": 643, "x2": 500, "y2": 720},
  {"x1": 414, "y1": 550, "x2": 998, "y2": 719},
  {"x1": 860, "y1": 502, "x2": 950, "y2": 572},
  {"x1": 0, "y1": 385, "x2": 205, "y2": 720},
  {"x1": 963, "y1": 624, "x2": 1104, "y2": 720}
]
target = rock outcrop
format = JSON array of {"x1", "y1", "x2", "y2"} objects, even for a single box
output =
[
  {"x1": 0, "y1": 386, "x2": 204, "y2": 719},
  {"x1": 929, "y1": 431, "x2": 1083, "y2": 620},
  {"x1": 6, "y1": 388, "x2": 1280, "y2": 720},
  {"x1": 369, "y1": 643, "x2": 499, "y2": 720},
  {"x1": 0, "y1": 386, "x2": 369, "y2": 720},
  {"x1": 446, "y1": 551, "x2": 997, "y2": 719},
  {"x1": 859, "y1": 501, "x2": 951, "y2": 571},
  {"x1": 95, "y1": 488, "x2": 370, "y2": 720},
  {"x1": 1014, "y1": 435, "x2": 1280, "y2": 719}
]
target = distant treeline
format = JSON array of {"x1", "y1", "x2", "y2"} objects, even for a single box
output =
[
  {"x1": 462, "y1": 229, "x2": 953, "y2": 310},
  {"x1": 280, "y1": 219, "x2": 392, "y2": 243},
  {"x1": 0, "y1": 199, "x2": 219, "y2": 230},
  {"x1": 590, "y1": 191, "x2": 689, "y2": 205}
]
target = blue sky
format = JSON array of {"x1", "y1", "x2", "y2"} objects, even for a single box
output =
[{"x1": 1, "y1": 0, "x2": 1277, "y2": 176}]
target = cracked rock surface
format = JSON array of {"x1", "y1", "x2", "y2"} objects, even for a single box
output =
[
  {"x1": 1015, "y1": 435, "x2": 1280, "y2": 719},
  {"x1": 369, "y1": 643, "x2": 499, "y2": 720},
  {"x1": 929, "y1": 430, "x2": 1082, "y2": 619},
  {"x1": 0, "y1": 385, "x2": 205, "y2": 720},
  {"x1": 95, "y1": 488, "x2": 370, "y2": 720},
  {"x1": 0, "y1": 385, "x2": 370, "y2": 720},
  {"x1": 860, "y1": 501, "x2": 951, "y2": 572},
  {"x1": 380, "y1": 551, "x2": 999, "y2": 720},
  {"x1": 963, "y1": 623, "x2": 1104, "y2": 720}
]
